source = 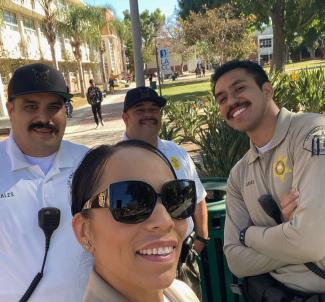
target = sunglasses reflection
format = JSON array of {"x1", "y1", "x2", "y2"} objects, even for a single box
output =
[{"x1": 83, "y1": 180, "x2": 196, "y2": 224}]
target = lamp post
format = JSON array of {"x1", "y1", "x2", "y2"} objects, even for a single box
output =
[
  {"x1": 154, "y1": 38, "x2": 162, "y2": 96},
  {"x1": 129, "y1": 0, "x2": 145, "y2": 87}
]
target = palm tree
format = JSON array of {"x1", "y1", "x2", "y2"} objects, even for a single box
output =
[
  {"x1": 39, "y1": 0, "x2": 59, "y2": 69},
  {"x1": 111, "y1": 19, "x2": 129, "y2": 77},
  {"x1": 87, "y1": 7, "x2": 108, "y2": 86},
  {"x1": 57, "y1": 4, "x2": 104, "y2": 96}
]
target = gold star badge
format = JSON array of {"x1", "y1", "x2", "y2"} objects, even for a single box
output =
[
  {"x1": 170, "y1": 156, "x2": 181, "y2": 171},
  {"x1": 273, "y1": 156, "x2": 292, "y2": 182}
]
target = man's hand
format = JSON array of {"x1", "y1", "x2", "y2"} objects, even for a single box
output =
[{"x1": 280, "y1": 190, "x2": 299, "y2": 221}]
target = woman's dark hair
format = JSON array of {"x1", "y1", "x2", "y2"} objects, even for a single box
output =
[
  {"x1": 211, "y1": 60, "x2": 270, "y2": 95},
  {"x1": 71, "y1": 139, "x2": 177, "y2": 216}
]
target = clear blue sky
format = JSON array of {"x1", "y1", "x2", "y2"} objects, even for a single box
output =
[{"x1": 85, "y1": 0, "x2": 179, "y2": 19}]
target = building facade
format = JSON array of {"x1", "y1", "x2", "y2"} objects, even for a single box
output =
[
  {"x1": 256, "y1": 26, "x2": 273, "y2": 65},
  {"x1": 0, "y1": 0, "x2": 124, "y2": 116}
]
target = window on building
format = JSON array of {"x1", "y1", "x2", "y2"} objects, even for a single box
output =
[
  {"x1": 259, "y1": 38, "x2": 272, "y2": 48},
  {"x1": 3, "y1": 11, "x2": 18, "y2": 31},
  {"x1": 40, "y1": 23, "x2": 47, "y2": 35},
  {"x1": 23, "y1": 17, "x2": 35, "y2": 31}
]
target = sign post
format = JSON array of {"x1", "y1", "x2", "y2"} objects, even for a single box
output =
[{"x1": 159, "y1": 48, "x2": 172, "y2": 77}]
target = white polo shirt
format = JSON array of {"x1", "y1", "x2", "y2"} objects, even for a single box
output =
[
  {"x1": 0, "y1": 134, "x2": 90, "y2": 302},
  {"x1": 123, "y1": 134, "x2": 207, "y2": 236},
  {"x1": 157, "y1": 138, "x2": 207, "y2": 235}
]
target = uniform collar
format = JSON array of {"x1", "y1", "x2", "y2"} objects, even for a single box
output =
[
  {"x1": 83, "y1": 270, "x2": 129, "y2": 302},
  {"x1": 122, "y1": 132, "x2": 161, "y2": 149},
  {"x1": 157, "y1": 137, "x2": 164, "y2": 151},
  {"x1": 84, "y1": 269, "x2": 178, "y2": 302},
  {"x1": 6, "y1": 132, "x2": 73, "y2": 172},
  {"x1": 247, "y1": 108, "x2": 293, "y2": 164}
]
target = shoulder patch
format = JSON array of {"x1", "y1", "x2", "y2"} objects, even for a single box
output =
[
  {"x1": 169, "y1": 156, "x2": 181, "y2": 171},
  {"x1": 303, "y1": 126, "x2": 325, "y2": 156}
]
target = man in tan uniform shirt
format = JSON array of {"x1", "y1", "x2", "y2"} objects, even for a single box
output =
[{"x1": 212, "y1": 60, "x2": 325, "y2": 299}]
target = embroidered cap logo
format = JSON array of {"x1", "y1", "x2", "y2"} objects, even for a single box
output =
[{"x1": 32, "y1": 69, "x2": 51, "y2": 86}]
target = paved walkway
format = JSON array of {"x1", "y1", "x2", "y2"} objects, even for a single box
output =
[{"x1": 64, "y1": 86, "x2": 131, "y2": 147}]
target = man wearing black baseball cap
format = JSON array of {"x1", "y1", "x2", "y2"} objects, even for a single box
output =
[
  {"x1": 122, "y1": 86, "x2": 208, "y2": 299},
  {"x1": 0, "y1": 63, "x2": 89, "y2": 301},
  {"x1": 122, "y1": 86, "x2": 166, "y2": 145}
]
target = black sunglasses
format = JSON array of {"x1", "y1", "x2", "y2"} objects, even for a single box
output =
[{"x1": 82, "y1": 179, "x2": 196, "y2": 224}]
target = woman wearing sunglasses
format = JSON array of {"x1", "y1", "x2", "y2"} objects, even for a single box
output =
[{"x1": 71, "y1": 140, "x2": 200, "y2": 302}]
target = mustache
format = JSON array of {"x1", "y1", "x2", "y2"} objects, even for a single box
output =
[
  {"x1": 227, "y1": 101, "x2": 250, "y2": 119},
  {"x1": 139, "y1": 118, "x2": 158, "y2": 124},
  {"x1": 28, "y1": 122, "x2": 59, "y2": 133}
]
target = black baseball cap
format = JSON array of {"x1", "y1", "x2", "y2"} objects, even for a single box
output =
[
  {"x1": 123, "y1": 86, "x2": 166, "y2": 112},
  {"x1": 8, "y1": 63, "x2": 72, "y2": 102}
]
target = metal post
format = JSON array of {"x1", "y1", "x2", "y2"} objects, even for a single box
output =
[
  {"x1": 0, "y1": 75, "x2": 8, "y2": 116},
  {"x1": 129, "y1": 0, "x2": 145, "y2": 87},
  {"x1": 155, "y1": 41, "x2": 162, "y2": 96}
]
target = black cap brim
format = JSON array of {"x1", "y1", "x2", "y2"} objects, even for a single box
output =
[{"x1": 124, "y1": 96, "x2": 166, "y2": 112}]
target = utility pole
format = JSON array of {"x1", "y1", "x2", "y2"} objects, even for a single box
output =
[
  {"x1": 129, "y1": 0, "x2": 145, "y2": 87},
  {"x1": 154, "y1": 39, "x2": 162, "y2": 96}
]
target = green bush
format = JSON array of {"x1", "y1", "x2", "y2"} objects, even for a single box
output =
[
  {"x1": 193, "y1": 96, "x2": 249, "y2": 177},
  {"x1": 159, "y1": 119, "x2": 183, "y2": 143},
  {"x1": 270, "y1": 68, "x2": 325, "y2": 113},
  {"x1": 161, "y1": 95, "x2": 249, "y2": 177},
  {"x1": 162, "y1": 95, "x2": 206, "y2": 143}
]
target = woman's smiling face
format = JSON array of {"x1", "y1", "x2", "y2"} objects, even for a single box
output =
[{"x1": 80, "y1": 146, "x2": 187, "y2": 295}]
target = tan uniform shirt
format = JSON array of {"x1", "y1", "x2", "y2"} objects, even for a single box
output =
[
  {"x1": 83, "y1": 269, "x2": 200, "y2": 302},
  {"x1": 224, "y1": 108, "x2": 325, "y2": 293}
]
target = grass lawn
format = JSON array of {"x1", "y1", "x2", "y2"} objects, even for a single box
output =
[
  {"x1": 71, "y1": 95, "x2": 88, "y2": 109},
  {"x1": 264, "y1": 59, "x2": 325, "y2": 72},
  {"x1": 161, "y1": 77, "x2": 212, "y2": 98},
  {"x1": 161, "y1": 59, "x2": 325, "y2": 98},
  {"x1": 285, "y1": 59, "x2": 325, "y2": 70}
]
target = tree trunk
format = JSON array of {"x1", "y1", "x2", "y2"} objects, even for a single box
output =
[
  {"x1": 270, "y1": 0, "x2": 286, "y2": 72},
  {"x1": 77, "y1": 58, "x2": 85, "y2": 97},
  {"x1": 320, "y1": 39, "x2": 325, "y2": 59},
  {"x1": 50, "y1": 42, "x2": 59, "y2": 70},
  {"x1": 180, "y1": 56, "x2": 184, "y2": 75},
  {"x1": 307, "y1": 47, "x2": 315, "y2": 59},
  {"x1": 120, "y1": 39, "x2": 128, "y2": 77},
  {"x1": 99, "y1": 50, "x2": 106, "y2": 84}
]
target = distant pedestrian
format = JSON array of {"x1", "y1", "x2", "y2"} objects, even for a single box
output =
[
  {"x1": 87, "y1": 79, "x2": 104, "y2": 128},
  {"x1": 65, "y1": 99, "x2": 73, "y2": 118},
  {"x1": 195, "y1": 67, "x2": 199, "y2": 78},
  {"x1": 148, "y1": 74, "x2": 153, "y2": 87},
  {"x1": 201, "y1": 64, "x2": 205, "y2": 77},
  {"x1": 108, "y1": 78, "x2": 115, "y2": 94},
  {"x1": 65, "y1": 86, "x2": 73, "y2": 118}
]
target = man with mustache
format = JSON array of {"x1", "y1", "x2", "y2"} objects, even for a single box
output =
[
  {"x1": 0, "y1": 63, "x2": 89, "y2": 301},
  {"x1": 212, "y1": 60, "x2": 325, "y2": 301},
  {"x1": 121, "y1": 86, "x2": 208, "y2": 298}
]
